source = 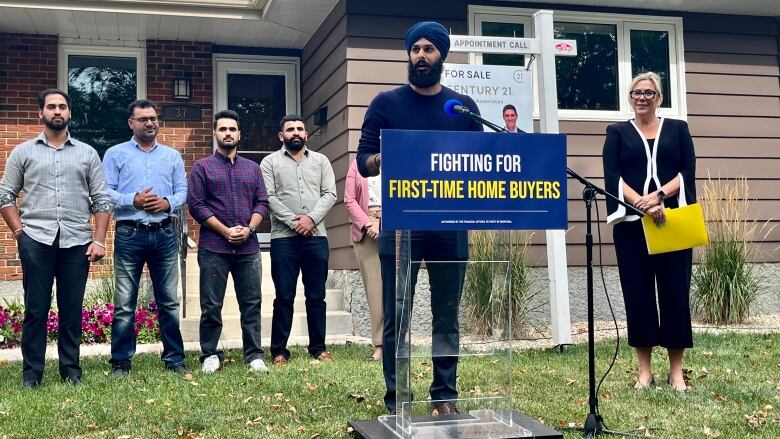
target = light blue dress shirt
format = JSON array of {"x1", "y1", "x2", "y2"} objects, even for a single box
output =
[{"x1": 102, "y1": 137, "x2": 187, "y2": 223}]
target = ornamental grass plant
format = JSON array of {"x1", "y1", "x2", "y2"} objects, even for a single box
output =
[
  {"x1": 463, "y1": 230, "x2": 536, "y2": 337},
  {"x1": 692, "y1": 176, "x2": 775, "y2": 325}
]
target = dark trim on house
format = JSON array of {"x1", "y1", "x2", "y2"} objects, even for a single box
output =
[
  {"x1": 776, "y1": 18, "x2": 780, "y2": 67},
  {"x1": 347, "y1": 0, "x2": 696, "y2": 20},
  {"x1": 212, "y1": 45, "x2": 301, "y2": 58}
]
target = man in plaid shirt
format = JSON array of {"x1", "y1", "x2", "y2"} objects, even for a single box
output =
[{"x1": 187, "y1": 110, "x2": 270, "y2": 374}]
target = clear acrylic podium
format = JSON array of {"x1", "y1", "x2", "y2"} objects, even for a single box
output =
[{"x1": 378, "y1": 230, "x2": 532, "y2": 439}]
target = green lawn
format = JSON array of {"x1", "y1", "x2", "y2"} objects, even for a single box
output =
[{"x1": 1, "y1": 332, "x2": 779, "y2": 438}]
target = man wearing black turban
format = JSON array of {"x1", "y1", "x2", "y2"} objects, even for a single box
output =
[{"x1": 356, "y1": 21, "x2": 483, "y2": 418}]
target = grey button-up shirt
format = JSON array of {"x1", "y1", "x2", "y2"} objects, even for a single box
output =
[
  {"x1": 260, "y1": 146, "x2": 336, "y2": 239},
  {"x1": 0, "y1": 132, "x2": 113, "y2": 248}
]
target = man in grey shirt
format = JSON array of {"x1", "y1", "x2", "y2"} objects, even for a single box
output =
[
  {"x1": 260, "y1": 114, "x2": 336, "y2": 365},
  {"x1": 0, "y1": 89, "x2": 113, "y2": 388}
]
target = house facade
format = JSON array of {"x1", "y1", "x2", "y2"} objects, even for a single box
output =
[{"x1": 1, "y1": 0, "x2": 778, "y2": 281}]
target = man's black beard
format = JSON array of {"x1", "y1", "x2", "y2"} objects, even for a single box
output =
[
  {"x1": 43, "y1": 116, "x2": 68, "y2": 132},
  {"x1": 408, "y1": 59, "x2": 443, "y2": 89},
  {"x1": 284, "y1": 137, "x2": 305, "y2": 152},
  {"x1": 217, "y1": 139, "x2": 238, "y2": 151}
]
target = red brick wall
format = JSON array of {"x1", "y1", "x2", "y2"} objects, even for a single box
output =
[
  {"x1": 0, "y1": 36, "x2": 217, "y2": 281},
  {"x1": 146, "y1": 39, "x2": 214, "y2": 245},
  {"x1": 0, "y1": 33, "x2": 59, "y2": 281}
]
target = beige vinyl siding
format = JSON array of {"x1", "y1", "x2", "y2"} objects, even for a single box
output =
[
  {"x1": 682, "y1": 12, "x2": 780, "y2": 265},
  {"x1": 308, "y1": 0, "x2": 780, "y2": 269},
  {"x1": 300, "y1": 0, "x2": 351, "y2": 268},
  {"x1": 556, "y1": 13, "x2": 780, "y2": 266}
]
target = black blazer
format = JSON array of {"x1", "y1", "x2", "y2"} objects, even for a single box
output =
[{"x1": 602, "y1": 118, "x2": 697, "y2": 224}]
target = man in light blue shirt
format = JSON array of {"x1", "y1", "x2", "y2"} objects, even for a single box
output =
[{"x1": 102, "y1": 99, "x2": 189, "y2": 378}]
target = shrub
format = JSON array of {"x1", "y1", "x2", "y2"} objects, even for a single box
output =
[
  {"x1": 0, "y1": 300, "x2": 161, "y2": 349},
  {"x1": 0, "y1": 300, "x2": 24, "y2": 349},
  {"x1": 692, "y1": 176, "x2": 774, "y2": 324},
  {"x1": 463, "y1": 230, "x2": 534, "y2": 337}
]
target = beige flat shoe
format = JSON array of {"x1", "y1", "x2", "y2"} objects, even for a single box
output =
[
  {"x1": 633, "y1": 375, "x2": 655, "y2": 390},
  {"x1": 667, "y1": 374, "x2": 688, "y2": 393}
]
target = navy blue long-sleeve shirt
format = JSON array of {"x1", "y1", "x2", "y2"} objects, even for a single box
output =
[{"x1": 356, "y1": 84, "x2": 483, "y2": 178}]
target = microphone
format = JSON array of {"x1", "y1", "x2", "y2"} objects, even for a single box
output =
[
  {"x1": 444, "y1": 99, "x2": 466, "y2": 116},
  {"x1": 443, "y1": 99, "x2": 506, "y2": 133}
]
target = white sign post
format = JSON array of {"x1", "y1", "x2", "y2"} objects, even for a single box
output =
[{"x1": 450, "y1": 10, "x2": 574, "y2": 346}]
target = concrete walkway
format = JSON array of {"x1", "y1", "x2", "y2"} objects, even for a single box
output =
[{"x1": 0, "y1": 334, "x2": 372, "y2": 363}]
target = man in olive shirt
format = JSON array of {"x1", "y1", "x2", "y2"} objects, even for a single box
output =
[
  {"x1": 260, "y1": 114, "x2": 337, "y2": 365},
  {"x1": 0, "y1": 89, "x2": 113, "y2": 387}
]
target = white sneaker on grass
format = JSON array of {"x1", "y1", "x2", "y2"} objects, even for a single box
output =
[
  {"x1": 201, "y1": 355, "x2": 220, "y2": 374},
  {"x1": 249, "y1": 358, "x2": 268, "y2": 373}
]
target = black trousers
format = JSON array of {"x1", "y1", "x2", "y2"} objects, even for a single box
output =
[
  {"x1": 270, "y1": 235, "x2": 330, "y2": 359},
  {"x1": 197, "y1": 249, "x2": 264, "y2": 363},
  {"x1": 613, "y1": 220, "x2": 693, "y2": 349},
  {"x1": 18, "y1": 232, "x2": 90, "y2": 382},
  {"x1": 379, "y1": 230, "x2": 468, "y2": 411}
]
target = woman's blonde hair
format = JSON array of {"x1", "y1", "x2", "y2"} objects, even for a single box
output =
[{"x1": 628, "y1": 71, "x2": 664, "y2": 107}]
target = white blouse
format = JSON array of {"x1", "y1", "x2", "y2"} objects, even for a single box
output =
[{"x1": 367, "y1": 175, "x2": 381, "y2": 207}]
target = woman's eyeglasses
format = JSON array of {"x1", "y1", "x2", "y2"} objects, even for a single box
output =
[{"x1": 630, "y1": 89, "x2": 657, "y2": 100}]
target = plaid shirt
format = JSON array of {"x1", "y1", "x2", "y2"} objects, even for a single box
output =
[{"x1": 188, "y1": 151, "x2": 269, "y2": 254}]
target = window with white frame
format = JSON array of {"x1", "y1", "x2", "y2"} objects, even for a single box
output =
[
  {"x1": 470, "y1": 6, "x2": 686, "y2": 120},
  {"x1": 58, "y1": 45, "x2": 145, "y2": 157}
]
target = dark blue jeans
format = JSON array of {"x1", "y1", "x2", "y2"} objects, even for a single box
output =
[
  {"x1": 110, "y1": 222, "x2": 185, "y2": 369},
  {"x1": 18, "y1": 232, "x2": 89, "y2": 382},
  {"x1": 379, "y1": 230, "x2": 468, "y2": 411},
  {"x1": 197, "y1": 249, "x2": 263, "y2": 363},
  {"x1": 270, "y1": 235, "x2": 329, "y2": 359}
]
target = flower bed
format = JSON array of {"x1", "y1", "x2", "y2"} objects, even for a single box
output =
[{"x1": 1, "y1": 301, "x2": 161, "y2": 349}]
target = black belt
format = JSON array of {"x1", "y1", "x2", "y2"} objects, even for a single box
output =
[{"x1": 117, "y1": 218, "x2": 172, "y2": 231}]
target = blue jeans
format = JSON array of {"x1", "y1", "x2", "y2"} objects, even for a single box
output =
[
  {"x1": 270, "y1": 235, "x2": 329, "y2": 359},
  {"x1": 110, "y1": 221, "x2": 185, "y2": 368},
  {"x1": 198, "y1": 249, "x2": 263, "y2": 363}
]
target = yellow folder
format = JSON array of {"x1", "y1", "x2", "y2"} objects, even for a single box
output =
[{"x1": 642, "y1": 203, "x2": 709, "y2": 255}]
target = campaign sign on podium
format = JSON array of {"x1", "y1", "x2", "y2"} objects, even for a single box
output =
[
  {"x1": 376, "y1": 130, "x2": 567, "y2": 439},
  {"x1": 381, "y1": 129, "x2": 568, "y2": 231}
]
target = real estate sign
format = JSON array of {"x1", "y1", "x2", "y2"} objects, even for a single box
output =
[{"x1": 442, "y1": 63, "x2": 534, "y2": 133}]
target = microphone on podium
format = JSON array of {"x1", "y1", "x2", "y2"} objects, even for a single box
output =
[
  {"x1": 444, "y1": 99, "x2": 471, "y2": 116},
  {"x1": 443, "y1": 99, "x2": 506, "y2": 133}
]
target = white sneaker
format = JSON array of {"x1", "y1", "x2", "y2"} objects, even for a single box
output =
[
  {"x1": 249, "y1": 358, "x2": 268, "y2": 373},
  {"x1": 201, "y1": 355, "x2": 220, "y2": 374}
]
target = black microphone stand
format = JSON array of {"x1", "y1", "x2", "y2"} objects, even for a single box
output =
[
  {"x1": 471, "y1": 116, "x2": 645, "y2": 437},
  {"x1": 565, "y1": 167, "x2": 643, "y2": 437},
  {"x1": 455, "y1": 107, "x2": 508, "y2": 133}
]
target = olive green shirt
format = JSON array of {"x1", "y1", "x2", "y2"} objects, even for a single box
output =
[{"x1": 260, "y1": 146, "x2": 336, "y2": 239}]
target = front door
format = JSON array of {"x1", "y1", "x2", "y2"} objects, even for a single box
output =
[{"x1": 214, "y1": 55, "x2": 300, "y2": 248}]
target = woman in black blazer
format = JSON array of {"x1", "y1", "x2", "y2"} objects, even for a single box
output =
[{"x1": 602, "y1": 72, "x2": 697, "y2": 392}]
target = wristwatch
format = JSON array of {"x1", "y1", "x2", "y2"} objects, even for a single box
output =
[
  {"x1": 657, "y1": 190, "x2": 666, "y2": 201},
  {"x1": 248, "y1": 226, "x2": 257, "y2": 235}
]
